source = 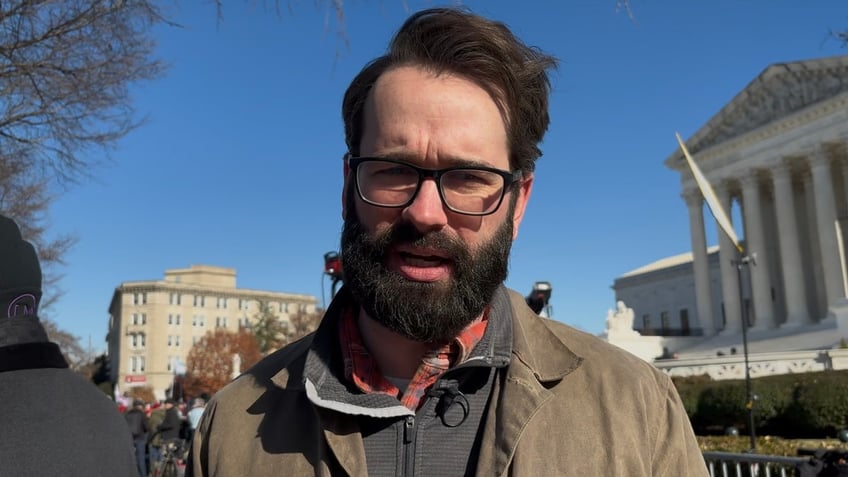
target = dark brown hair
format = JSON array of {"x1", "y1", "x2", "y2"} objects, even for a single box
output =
[{"x1": 342, "y1": 7, "x2": 557, "y2": 174}]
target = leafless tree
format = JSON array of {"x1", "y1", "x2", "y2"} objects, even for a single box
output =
[
  {"x1": 0, "y1": 0, "x2": 169, "y2": 350},
  {"x1": 0, "y1": 0, "x2": 168, "y2": 182},
  {"x1": 41, "y1": 318, "x2": 89, "y2": 369}
]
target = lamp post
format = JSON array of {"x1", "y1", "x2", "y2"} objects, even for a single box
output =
[{"x1": 733, "y1": 253, "x2": 757, "y2": 452}]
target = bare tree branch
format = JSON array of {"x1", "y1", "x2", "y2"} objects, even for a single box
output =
[{"x1": 0, "y1": 0, "x2": 169, "y2": 184}]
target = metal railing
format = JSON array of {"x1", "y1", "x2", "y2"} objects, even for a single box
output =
[{"x1": 703, "y1": 451, "x2": 809, "y2": 477}]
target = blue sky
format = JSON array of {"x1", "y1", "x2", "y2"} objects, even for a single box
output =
[{"x1": 48, "y1": 1, "x2": 847, "y2": 352}]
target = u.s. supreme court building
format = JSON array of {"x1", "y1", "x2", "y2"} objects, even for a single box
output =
[{"x1": 606, "y1": 55, "x2": 848, "y2": 379}]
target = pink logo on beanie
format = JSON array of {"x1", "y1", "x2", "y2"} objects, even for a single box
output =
[{"x1": 8, "y1": 293, "x2": 37, "y2": 318}]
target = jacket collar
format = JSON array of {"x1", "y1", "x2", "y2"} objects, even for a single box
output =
[
  {"x1": 0, "y1": 341, "x2": 68, "y2": 373},
  {"x1": 506, "y1": 289, "x2": 583, "y2": 381}
]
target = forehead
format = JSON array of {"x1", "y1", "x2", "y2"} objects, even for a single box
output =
[{"x1": 361, "y1": 66, "x2": 510, "y2": 169}]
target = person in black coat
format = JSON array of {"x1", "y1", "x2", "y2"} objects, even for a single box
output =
[
  {"x1": 125, "y1": 399, "x2": 150, "y2": 476},
  {"x1": 0, "y1": 214, "x2": 138, "y2": 476},
  {"x1": 157, "y1": 398, "x2": 183, "y2": 442}
]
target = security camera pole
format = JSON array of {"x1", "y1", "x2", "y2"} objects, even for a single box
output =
[{"x1": 676, "y1": 133, "x2": 757, "y2": 452}]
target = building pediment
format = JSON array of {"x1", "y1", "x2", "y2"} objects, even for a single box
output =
[{"x1": 666, "y1": 55, "x2": 848, "y2": 169}]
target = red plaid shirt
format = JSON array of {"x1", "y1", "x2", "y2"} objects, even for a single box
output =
[{"x1": 340, "y1": 306, "x2": 489, "y2": 411}]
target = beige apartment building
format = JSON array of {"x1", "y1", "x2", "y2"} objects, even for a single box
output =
[{"x1": 106, "y1": 265, "x2": 319, "y2": 401}]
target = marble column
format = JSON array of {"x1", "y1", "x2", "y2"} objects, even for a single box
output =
[
  {"x1": 740, "y1": 170, "x2": 776, "y2": 330},
  {"x1": 842, "y1": 160, "x2": 848, "y2": 215},
  {"x1": 715, "y1": 181, "x2": 743, "y2": 333},
  {"x1": 683, "y1": 189, "x2": 715, "y2": 336},
  {"x1": 803, "y1": 171, "x2": 827, "y2": 319},
  {"x1": 810, "y1": 148, "x2": 845, "y2": 307},
  {"x1": 771, "y1": 161, "x2": 809, "y2": 326}
]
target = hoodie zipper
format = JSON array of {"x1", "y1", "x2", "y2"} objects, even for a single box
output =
[{"x1": 403, "y1": 415, "x2": 415, "y2": 476}]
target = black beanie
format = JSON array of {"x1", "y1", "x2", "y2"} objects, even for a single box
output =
[{"x1": 0, "y1": 214, "x2": 48, "y2": 347}]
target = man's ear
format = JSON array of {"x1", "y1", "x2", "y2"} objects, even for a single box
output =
[
  {"x1": 510, "y1": 173, "x2": 534, "y2": 240},
  {"x1": 342, "y1": 156, "x2": 351, "y2": 220}
]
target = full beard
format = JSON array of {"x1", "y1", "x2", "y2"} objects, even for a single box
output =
[{"x1": 340, "y1": 205, "x2": 514, "y2": 344}]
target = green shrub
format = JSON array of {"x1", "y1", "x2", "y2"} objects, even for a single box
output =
[
  {"x1": 672, "y1": 374, "x2": 712, "y2": 420},
  {"x1": 788, "y1": 372, "x2": 848, "y2": 436},
  {"x1": 696, "y1": 381, "x2": 749, "y2": 431},
  {"x1": 674, "y1": 370, "x2": 848, "y2": 438}
]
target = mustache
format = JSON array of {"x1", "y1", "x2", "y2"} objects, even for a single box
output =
[{"x1": 374, "y1": 221, "x2": 468, "y2": 263}]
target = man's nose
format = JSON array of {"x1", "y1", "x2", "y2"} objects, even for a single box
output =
[{"x1": 401, "y1": 178, "x2": 448, "y2": 233}]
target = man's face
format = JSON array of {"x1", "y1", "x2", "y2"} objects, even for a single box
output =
[{"x1": 340, "y1": 66, "x2": 533, "y2": 343}]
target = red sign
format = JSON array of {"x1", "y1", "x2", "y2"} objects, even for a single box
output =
[{"x1": 125, "y1": 375, "x2": 146, "y2": 383}]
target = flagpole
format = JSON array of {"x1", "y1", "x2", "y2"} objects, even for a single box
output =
[
  {"x1": 676, "y1": 133, "x2": 756, "y2": 452},
  {"x1": 733, "y1": 252, "x2": 757, "y2": 452}
]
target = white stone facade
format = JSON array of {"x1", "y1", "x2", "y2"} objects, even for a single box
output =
[
  {"x1": 607, "y1": 55, "x2": 848, "y2": 379},
  {"x1": 666, "y1": 55, "x2": 848, "y2": 335}
]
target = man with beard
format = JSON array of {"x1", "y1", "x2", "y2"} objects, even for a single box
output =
[{"x1": 189, "y1": 7, "x2": 707, "y2": 476}]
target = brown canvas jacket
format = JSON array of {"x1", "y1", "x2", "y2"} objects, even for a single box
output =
[{"x1": 189, "y1": 289, "x2": 707, "y2": 476}]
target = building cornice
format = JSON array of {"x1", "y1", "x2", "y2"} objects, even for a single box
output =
[
  {"x1": 116, "y1": 281, "x2": 317, "y2": 303},
  {"x1": 667, "y1": 90, "x2": 848, "y2": 177},
  {"x1": 666, "y1": 55, "x2": 848, "y2": 174}
]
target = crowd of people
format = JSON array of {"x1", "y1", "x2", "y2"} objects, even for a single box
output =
[{"x1": 121, "y1": 395, "x2": 207, "y2": 476}]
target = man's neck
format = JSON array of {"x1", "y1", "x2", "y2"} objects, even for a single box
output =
[{"x1": 357, "y1": 309, "x2": 429, "y2": 380}]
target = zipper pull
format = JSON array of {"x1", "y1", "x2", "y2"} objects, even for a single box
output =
[{"x1": 403, "y1": 415, "x2": 414, "y2": 444}]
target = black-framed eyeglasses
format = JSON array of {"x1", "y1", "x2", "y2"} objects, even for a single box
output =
[{"x1": 347, "y1": 156, "x2": 522, "y2": 216}]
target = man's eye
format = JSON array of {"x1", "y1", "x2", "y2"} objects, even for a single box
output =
[
  {"x1": 374, "y1": 166, "x2": 415, "y2": 176},
  {"x1": 457, "y1": 171, "x2": 497, "y2": 185}
]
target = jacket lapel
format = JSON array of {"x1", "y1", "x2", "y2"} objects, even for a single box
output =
[
  {"x1": 320, "y1": 408, "x2": 369, "y2": 477},
  {"x1": 475, "y1": 290, "x2": 583, "y2": 477}
]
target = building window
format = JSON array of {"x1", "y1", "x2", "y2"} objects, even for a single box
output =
[
  {"x1": 680, "y1": 309, "x2": 690, "y2": 336},
  {"x1": 169, "y1": 293, "x2": 182, "y2": 305},
  {"x1": 131, "y1": 333, "x2": 146, "y2": 349},
  {"x1": 217, "y1": 297, "x2": 228, "y2": 309},
  {"x1": 238, "y1": 317, "x2": 251, "y2": 329},
  {"x1": 175, "y1": 314, "x2": 181, "y2": 325},
  {"x1": 131, "y1": 313, "x2": 147, "y2": 326},
  {"x1": 283, "y1": 302, "x2": 289, "y2": 313},
  {"x1": 660, "y1": 311, "x2": 670, "y2": 333},
  {"x1": 216, "y1": 316, "x2": 228, "y2": 328},
  {"x1": 130, "y1": 356, "x2": 146, "y2": 373},
  {"x1": 175, "y1": 335, "x2": 181, "y2": 348},
  {"x1": 193, "y1": 315, "x2": 205, "y2": 327},
  {"x1": 167, "y1": 335, "x2": 173, "y2": 347},
  {"x1": 167, "y1": 357, "x2": 174, "y2": 372},
  {"x1": 642, "y1": 314, "x2": 651, "y2": 332},
  {"x1": 194, "y1": 295, "x2": 205, "y2": 307},
  {"x1": 133, "y1": 292, "x2": 147, "y2": 305}
]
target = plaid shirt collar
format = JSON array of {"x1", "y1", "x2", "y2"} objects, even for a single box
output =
[{"x1": 340, "y1": 306, "x2": 489, "y2": 411}]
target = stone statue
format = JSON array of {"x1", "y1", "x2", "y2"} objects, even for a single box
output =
[
  {"x1": 606, "y1": 300, "x2": 637, "y2": 336},
  {"x1": 231, "y1": 353, "x2": 242, "y2": 380}
]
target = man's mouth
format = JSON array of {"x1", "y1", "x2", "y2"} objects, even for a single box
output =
[{"x1": 399, "y1": 251, "x2": 450, "y2": 267}]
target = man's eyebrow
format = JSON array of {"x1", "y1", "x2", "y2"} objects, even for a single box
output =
[{"x1": 375, "y1": 153, "x2": 493, "y2": 169}]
